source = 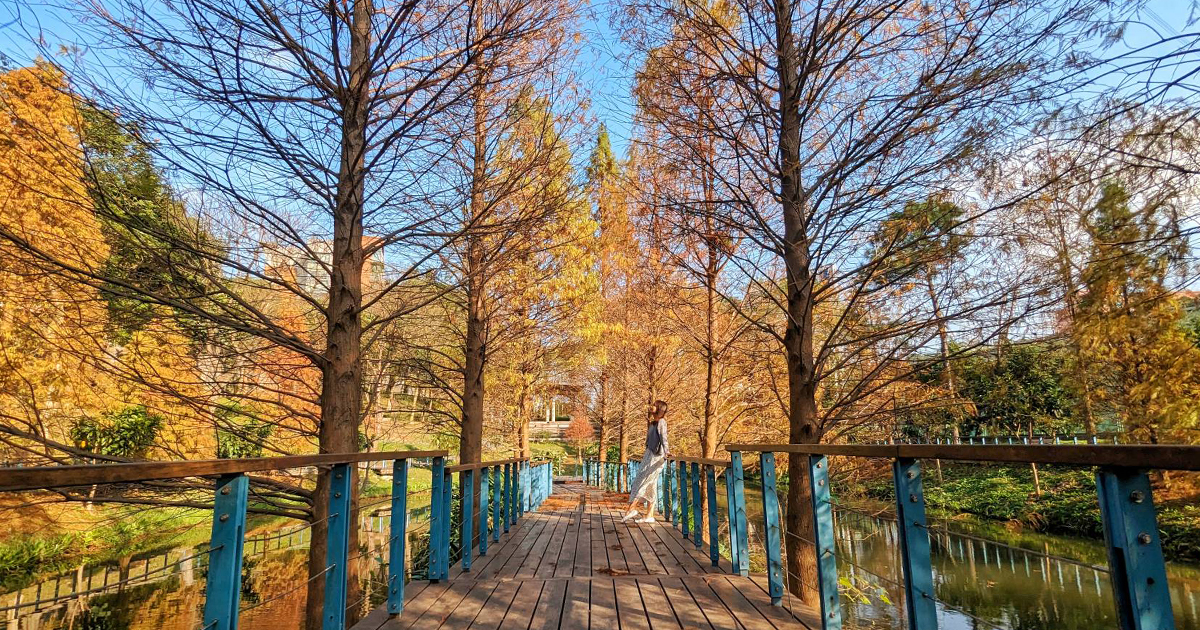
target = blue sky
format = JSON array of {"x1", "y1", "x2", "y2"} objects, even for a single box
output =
[{"x1": 2, "y1": 0, "x2": 1195, "y2": 164}]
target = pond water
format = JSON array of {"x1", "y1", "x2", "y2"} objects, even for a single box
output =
[{"x1": 729, "y1": 483, "x2": 1200, "y2": 630}]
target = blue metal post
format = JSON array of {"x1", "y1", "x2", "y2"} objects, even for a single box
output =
[
  {"x1": 523, "y1": 461, "x2": 530, "y2": 514},
  {"x1": 429, "y1": 456, "x2": 445, "y2": 581},
  {"x1": 706, "y1": 465, "x2": 719, "y2": 566},
  {"x1": 461, "y1": 469, "x2": 474, "y2": 571},
  {"x1": 1096, "y1": 467, "x2": 1176, "y2": 630},
  {"x1": 479, "y1": 467, "x2": 489, "y2": 556},
  {"x1": 508, "y1": 461, "x2": 517, "y2": 526},
  {"x1": 893, "y1": 458, "x2": 933, "y2": 630},
  {"x1": 759, "y1": 452, "x2": 784, "y2": 605},
  {"x1": 492, "y1": 465, "x2": 501, "y2": 542},
  {"x1": 809, "y1": 455, "x2": 842, "y2": 627},
  {"x1": 502, "y1": 463, "x2": 511, "y2": 533},
  {"x1": 725, "y1": 467, "x2": 739, "y2": 573},
  {"x1": 386, "y1": 459, "x2": 409, "y2": 615},
  {"x1": 729, "y1": 451, "x2": 750, "y2": 576},
  {"x1": 679, "y1": 460, "x2": 689, "y2": 536},
  {"x1": 322, "y1": 463, "x2": 352, "y2": 630},
  {"x1": 440, "y1": 467, "x2": 452, "y2": 579},
  {"x1": 691, "y1": 462, "x2": 703, "y2": 549},
  {"x1": 202, "y1": 473, "x2": 248, "y2": 630}
]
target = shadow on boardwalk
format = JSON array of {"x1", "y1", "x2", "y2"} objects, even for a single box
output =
[{"x1": 352, "y1": 482, "x2": 820, "y2": 630}]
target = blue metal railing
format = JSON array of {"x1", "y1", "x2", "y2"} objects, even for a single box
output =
[
  {"x1": 0, "y1": 452, "x2": 554, "y2": 630},
  {"x1": 585, "y1": 442, "x2": 1200, "y2": 630}
]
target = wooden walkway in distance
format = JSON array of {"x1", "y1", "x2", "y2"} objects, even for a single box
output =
[{"x1": 352, "y1": 482, "x2": 820, "y2": 630}]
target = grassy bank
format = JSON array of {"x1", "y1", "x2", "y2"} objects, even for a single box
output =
[{"x1": 851, "y1": 464, "x2": 1200, "y2": 564}]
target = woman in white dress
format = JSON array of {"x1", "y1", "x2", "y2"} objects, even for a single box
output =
[{"x1": 622, "y1": 400, "x2": 669, "y2": 523}]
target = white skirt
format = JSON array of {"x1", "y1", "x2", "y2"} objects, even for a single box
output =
[{"x1": 628, "y1": 448, "x2": 666, "y2": 504}]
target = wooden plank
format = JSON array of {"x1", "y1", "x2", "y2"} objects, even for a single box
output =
[
  {"x1": 560, "y1": 578, "x2": 591, "y2": 627},
  {"x1": 640, "y1": 522, "x2": 693, "y2": 575},
  {"x1": 612, "y1": 578, "x2": 652, "y2": 630},
  {"x1": 435, "y1": 581, "x2": 501, "y2": 628},
  {"x1": 704, "y1": 576, "x2": 779, "y2": 630},
  {"x1": 571, "y1": 497, "x2": 593, "y2": 577},
  {"x1": 498, "y1": 579, "x2": 546, "y2": 630},
  {"x1": 396, "y1": 581, "x2": 473, "y2": 630},
  {"x1": 528, "y1": 579, "x2": 569, "y2": 630},
  {"x1": 659, "y1": 576, "x2": 714, "y2": 630},
  {"x1": 606, "y1": 506, "x2": 647, "y2": 576},
  {"x1": 454, "y1": 503, "x2": 541, "y2": 580},
  {"x1": 377, "y1": 582, "x2": 452, "y2": 630},
  {"x1": 351, "y1": 581, "x2": 433, "y2": 630},
  {"x1": 635, "y1": 578, "x2": 681, "y2": 628},
  {"x1": 599, "y1": 506, "x2": 631, "y2": 575},
  {"x1": 745, "y1": 575, "x2": 821, "y2": 629},
  {"x1": 589, "y1": 578, "x2": 619, "y2": 630},
  {"x1": 494, "y1": 512, "x2": 554, "y2": 579},
  {"x1": 552, "y1": 498, "x2": 583, "y2": 578},
  {"x1": 526, "y1": 505, "x2": 570, "y2": 579},
  {"x1": 649, "y1": 519, "x2": 717, "y2": 574},
  {"x1": 467, "y1": 580, "x2": 521, "y2": 630},
  {"x1": 591, "y1": 510, "x2": 612, "y2": 577},
  {"x1": 678, "y1": 577, "x2": 741, "y2": 630},
  {"x1": 0, "y1": 450, "x2": 450, "y2": 491},
  {"x1": 623, "y1": 517, "x2": 668, "y2": 576}
]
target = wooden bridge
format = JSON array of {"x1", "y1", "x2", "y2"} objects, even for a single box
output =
[
  {"x1": 3, "y1": 442, "x2": 1200, "y2": 630},
  {"x1": 351, "y1": 483, "x2": 817, "y2": 630}
]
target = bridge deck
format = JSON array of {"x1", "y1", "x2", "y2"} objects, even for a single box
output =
[{"x1": 353, "y1": 483, "x2": 819, "y2": 630}]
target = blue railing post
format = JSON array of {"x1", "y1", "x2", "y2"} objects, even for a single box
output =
[
  {"x1": 502, "y1": 463, "x2": 511, "y2": 533},
  {"x1": 202, "y1": 473, "x2": 248, "y2": 630},
  {"x1": 759, "y1": 452, "x2": 784, "y2": 605},
  {"x1": 1096, "y1": 467, "x2": 1176, "y2": 630},
  {"x1": 508, "y1": 461, "x2": 517, "y2": 526},
  {"x1": 429, "y1": 456, "x2": 445, "y2": 581},
  {"x1": 440, "y1": 467, "x2": 452, "y2": 579},
  {"x1": 660, "y1": 465, "x2": 670, "y2": 519},
  {"x1": 679, "y1": 460, "x2": 689, "y2": 536},
  {"x1": 691, "y1": 462, "x2": 703, "y2": 549},
  {"x1": 322, "y1": 463, "x2": 352, "y2": 630},
  {"x1": 893, "y1": 458, "x2": 933, "y2": 630},
  {"x1": 479, "y1": 467, "x2": 489, "y2": 556},
  {"x1": 461, "y1": 469, "x2": 474, "y2": 571},
  {"x1": 725, "y1": 467, "x2": 740, "y2": 573},
  {"x1": 523, "y1": 460, "x2": 530, "y2": 514},
  {"x1": 492, "y1": 465, "x2": 501, "y2": 542},
  {"x1": 706, "y1": 465, "x2": 719, "y2": 566},
  {"x1": 729, "y1": 451, "x2": 750, "y2": 576},
  {"x1": 386, "y1": 459, "x2": 409, "y2": 616},
  {"x1": 809, "y1": 455, "x2": 842, "y2": 628}
]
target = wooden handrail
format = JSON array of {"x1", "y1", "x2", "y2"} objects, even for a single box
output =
[
  {"x1": 724, "y1": 443, "x2": 1200, "y2": 471},
  {"x1": 669, "y1": 455, "x2": 731, "y2": 467},
  {"x1": 0, "y1": 450, "x2": 448, "y2": 492},
  {"x1": 445, "y1": 457, "x2": 526, "y2": 473}
]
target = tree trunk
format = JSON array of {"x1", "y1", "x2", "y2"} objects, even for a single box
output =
[
  {"x1": 304, "y1": 1, "x2": 369, "y2": 626},
  {"x1": 775, "y1": 0, "x2": 820, "y2": 604},
  {"x1": 598, "y1": 371, "x2": 608, "y2": 463},
  {"x1": 700, "y1": 239, "x2": 718, "y2": 539}
]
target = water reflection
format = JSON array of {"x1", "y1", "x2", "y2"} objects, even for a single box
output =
[{"x1": 833, "y1": 508, "x2": 1200, "y2": 630}]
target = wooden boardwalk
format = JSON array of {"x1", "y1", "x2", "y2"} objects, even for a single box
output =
[{"x1": 353, "y1": 482, "x2": 819, "y2": 630}]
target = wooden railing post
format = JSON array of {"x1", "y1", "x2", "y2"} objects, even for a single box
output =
[
  {"x1": 479, "y1": 467, "x2": 489, "y2": 557},
  {"x1": 492, "y1": 465, "x2": 501, "y2": 542},
  {"x1": 1096, "y1": 467, "x2": 1176, "y2": 630},
  {"x1": 810, "y1": 455, "x2": 842, "y2": 628},
  {"x1": 202, "y1": 473, "x2": 248, "y2": 630},
  {"x1": 759, "y1": 452, "x2": 784, "y2": 605},
  {"x1": 706, "y1": 464, "x2": 719, "y2": 567},
  {"x1": 322, "y1": 462, "x2": 352, "y2": 630},
  {"x1": 729, "y1": 451, "x2": 750, "y2": 577},
  {"x1": 893, "y1": 457, "x2": 935, "y2": 630},
  {"x1": 429, "y1": 456, "x2": 445, "y2": 582},
  {"x1": 461, "y1": 469, "x2": 474, "y2": 572},
  {"x1": 386, "y1": 458, "x2": 409, "y2": 616},
  {"x1": 691, "y1": 461, "x2": 703, "y2": 549}
]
